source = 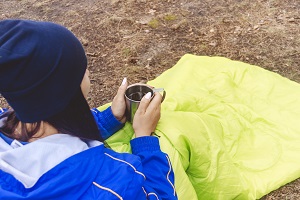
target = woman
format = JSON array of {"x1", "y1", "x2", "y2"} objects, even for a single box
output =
[{"x1": 0, "y1": 19, "x2": 177, "y2": 199}]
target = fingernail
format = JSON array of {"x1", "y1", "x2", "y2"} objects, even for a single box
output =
[
  {"x1": 121, "y1": 77, "x2": 127, "y2": 85},
  {"x1": 144, "y1": 92, "x2": 152, "y2": 99}
]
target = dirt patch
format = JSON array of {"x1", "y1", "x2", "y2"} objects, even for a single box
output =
[{"x1": 0, "y1": 0, "x2": 299, "y2": 198}]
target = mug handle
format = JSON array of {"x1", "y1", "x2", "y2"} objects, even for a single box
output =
[{"x1": 153, "y1": 88, "x2": 166, "y2": 102}]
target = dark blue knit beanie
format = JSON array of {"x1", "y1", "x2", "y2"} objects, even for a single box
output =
[{"x1": 0, "y1": 19, "x2": 87, "y2": 122}]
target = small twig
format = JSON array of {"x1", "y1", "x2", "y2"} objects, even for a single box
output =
[{"x1": 86, "y1": 52, "x2": 98, "y2": 57}]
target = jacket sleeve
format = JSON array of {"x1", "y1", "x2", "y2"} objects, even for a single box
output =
[
  {"x1": 91, "y1": 107, "x2": 124, "y2": 140},
  {"x1": 130, "y1": 136, "x2": 177, "y2": 200}
]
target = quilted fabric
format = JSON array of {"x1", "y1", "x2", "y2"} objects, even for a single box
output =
[{"x1": 102, "y1": 54, "x2": 300, "y2": 199}]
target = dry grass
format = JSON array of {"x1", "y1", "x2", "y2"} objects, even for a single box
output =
[{"x1": 0, "y1": 0, "x2": 299, "y2": 198}]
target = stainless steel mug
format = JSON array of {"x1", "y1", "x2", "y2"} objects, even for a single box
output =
[{"x1": 125, "y1": 84, "x2": 166, "y2": 123}]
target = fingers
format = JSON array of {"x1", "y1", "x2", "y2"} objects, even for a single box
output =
[
  {"x1": 119, "y1": 77, "x2": 128, "y2": 93},
  {"x1": 136, "y1": 92, "x2": 152, "y2": 114},
  {"x1": 147, "y1": 92, "x2": 162, "y2": 111},
  {"x1": 111, "y1": 78, "x2": 128, "y2": 123},
  {"x1": 137, "y1": 92, "x2": 162, "y2": 113},
  {"x1": 114, "y1": 78, "x2": 128, "y2": 100}
]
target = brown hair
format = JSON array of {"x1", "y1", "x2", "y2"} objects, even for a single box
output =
[
  {"x1": 0, "y1": 89, "x2": 103, "y2": 142},
  {"x1": 0, "y1": 110, "x2": 41, "y2": 141}
]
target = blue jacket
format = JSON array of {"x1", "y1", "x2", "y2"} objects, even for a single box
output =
[{"x1": 0, "y1": 107, "x2": 177, "y2": 199}]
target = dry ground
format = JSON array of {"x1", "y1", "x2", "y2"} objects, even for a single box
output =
[{"x1": 0, "y1": 0, "x2": 299, "y2": 199}]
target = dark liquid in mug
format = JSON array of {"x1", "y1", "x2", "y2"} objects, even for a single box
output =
[{"x1": 128, "y1": 92, "x2": 146, "y2": 101}]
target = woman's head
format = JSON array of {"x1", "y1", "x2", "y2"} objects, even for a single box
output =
[
  {"x1": 0, "y1": 19, "x2": 87, "y2": 122},
  {"x1": 0, "y1": 19, "x2": 102, "y2": 141}
]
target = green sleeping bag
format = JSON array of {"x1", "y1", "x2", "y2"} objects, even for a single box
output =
[{"x1": 99, "y1": 54, "x2": 300, "y2": 200}]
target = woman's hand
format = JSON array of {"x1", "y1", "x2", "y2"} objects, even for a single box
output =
[
  {"x1": 132, "y1": 92, "x2": 162, "y2": 137},
  {"x1": 111, "y1": 78, "x2": 128, "y2": 123}
]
